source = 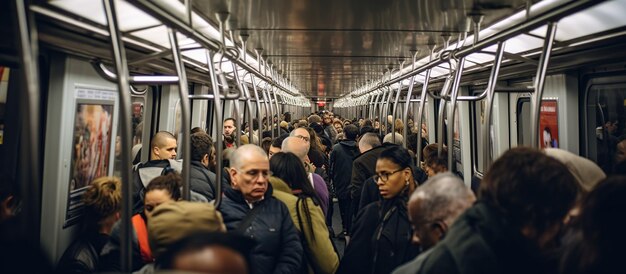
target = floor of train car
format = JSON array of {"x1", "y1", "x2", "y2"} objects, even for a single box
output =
[{"x1": 329, "y1": 199, "x2": 346, "y2": 257}]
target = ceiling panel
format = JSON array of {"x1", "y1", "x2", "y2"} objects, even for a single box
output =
[{"x1": 191, "y1": 0, "x2": 537, "y2": 98}]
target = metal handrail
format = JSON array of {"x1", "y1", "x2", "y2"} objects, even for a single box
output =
[
  {"x1": 482, "y1": 42, "x2": 506, "y2": 171},
  {"x1": 401, "y1": 75, "x2": 417, "y2": 148},
  {"x1": 530, "y1": 22, "x2": 558, "y2": 148},
  {"x1": 446, "y1": 57, "x2": 466, "y2": 171},
  {"x1": 168, "y1": 28, "x2": 192, "y2": 201},
  {"x1": 206, "y1": 49, "x2": 224, "y2": 208},
  {"x1": 102, "y1": 0, "x2": 133, "y2": 271},
  {"x1": 415, "y1": 69, "x2": 432, "y2": 164}
]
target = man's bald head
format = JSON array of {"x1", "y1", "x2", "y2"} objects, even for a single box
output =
[
  {"x1": 150, "y1": 131, "x2": 178, "y2": 160},
  {"x1": 230, "y1": 144, "x2": 268, "y2": 170},
  {"x1": 281, "y1": 136, "x2": 309, "y2": 162},
  {"x1": 358, "y1": 132, "x2": 381, "y2": 153},
  {"x1": 409, "y1": 172, "x2": 475, "y2": 249}
]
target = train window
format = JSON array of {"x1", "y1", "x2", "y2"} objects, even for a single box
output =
[
  {"x1": 517, "y1": 98, "x2": 531, "y2": 146},
  {"x1": 471, "y1": 99, "x2": 485, "y2": 174},
  {"x1": 0, "y1": 67, "x2": 9, "y2": 145},
  {"x1": 585, "y1": 82, "x2": 626, "y2": 174}
]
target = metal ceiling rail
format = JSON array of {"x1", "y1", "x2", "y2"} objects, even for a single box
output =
[
  {"x1": 132, "y1": 0, "x2": 301, "y2": 98},
  {"x1": 530, "y1": 22, "x2": 558, "y2": 148},
  {"x1": 351, "y1": 0, "x2": 603, "y2": 100}
]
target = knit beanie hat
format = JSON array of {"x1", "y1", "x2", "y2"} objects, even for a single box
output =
[{"x1": 148, "y1": 201, "x2": 226, "y2": 258}]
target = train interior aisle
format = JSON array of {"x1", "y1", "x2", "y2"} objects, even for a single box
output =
[{"x1": 1, "y1": 0, "x2": 626, "y2": 273}]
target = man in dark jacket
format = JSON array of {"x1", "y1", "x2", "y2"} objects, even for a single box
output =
[
  {"x1": 415, "y1": 147, "x2": 578, "y2": 274},
  {"x1": 329, "y1": 124, "x2": 360, "y2": 237},
  {"x1": 219, "y1": 145, "x2": 303, "y2": 274},
  {"x1": 189, "y1": 132, "x2": 221, "y2": 201}
]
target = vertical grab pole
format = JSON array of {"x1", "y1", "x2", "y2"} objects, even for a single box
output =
[
  {"x1": 378, "y1": 89, "x2": 387, "y2": 136},
  {"x1": 446, "y1": 57, "x2": 466, "y2": 172},
  {"x1": 168, "y1": 28, "x2": 191, "y2": 200},
  {"x1": 206, "y1": 50, "x2": 223, "y2": 207},
  {"x1": 102, "y1": 0, "x2": 133, "y2": 271},
  {"x1": 272, "y1": 87, "x2": 281, "y2": 133},
  {"x1": 236, "y1": 71, "x2": 255, "y2": 145},
  {"x1": 482, "y1": 42, "x2": 506, "y2": 171},
  {"x1": 14, "y1": 0, "x2": 42, "y2": 244},
  {"x1": 384, "y1": 87, "x2": 394, "y2": 136},
  {"x1": 530, "y1": 22, "x2": 557, "y2": 148},
  {"x1": 262, "y1": 85, "x2": 274, "y2": 139},
  {"x1": 250, "y1": 77, "x2": 264, "y2": 143},
  {"x1": 436, "y1": 74, "x2": 454, "y2": 156},
  {"x1": 415, "y1": 70, "x2": 432, "y2": 164},
  {"x1": 401, "y1": 75, "x2": 417, "y2": 148}
]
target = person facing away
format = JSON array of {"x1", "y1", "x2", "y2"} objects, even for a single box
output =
[
  {"x1": 99, "y1": 173, "x2": 182, "y2": 272},
  {"x1": 189, "y1": 131, "x2": 222, "y2": 201},
  {"x1": 392, "y1": 172, "x2": 475, "y2": 274},
  {"x1": 57, "y1": 177, "x2": 122, "y2": 273},
  {"x1": 282, "y1": 135, "x2": 330, "y2": 216},
  {"x1": 559, "y1": 175, "x2": 626, "y2": 274},
  {"x1": 218, "y1": 144, "x2": 303, "y2": 274},
  {"x1": 338, "y1": 147, "x2": 421, "y2": 274},
  {"x1": 416, "y1": 147, "x2": 578, "y2": 274},
  {"x1": 269, "y1": 152, "x2": 340, "y2": 274},
  {"x1": 158, "y1": 232, "x2": 254, "y2": 274},
  {"x1": 329, "y1": 124, "x2": 361, "y2": 238}
]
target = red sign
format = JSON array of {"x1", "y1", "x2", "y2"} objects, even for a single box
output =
[
  {"x1": 539, "y1": 100, "x2": 559, "y2": 148},
  {"x1": 317, "y1": 102, "x2": 326, "y2": 107}
]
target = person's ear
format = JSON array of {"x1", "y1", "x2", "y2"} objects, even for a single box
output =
[
  {"x1": 152, "y1": 146, "x2": 160, "y2": 159},
  {"x1": 202, "y1": 154, "x2": 209, "y2": 166},
  {"x1": 431, "y1": 220, "x2": 448, "y2": 241}
]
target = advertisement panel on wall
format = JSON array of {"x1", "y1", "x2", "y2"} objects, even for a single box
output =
[{"x1": 539, "y1": 99, "x2": 559, "y2": 149}]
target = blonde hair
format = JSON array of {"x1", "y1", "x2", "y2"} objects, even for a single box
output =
[{"x1": 82, "y1": 176, "x2": 122, "y2": 227}]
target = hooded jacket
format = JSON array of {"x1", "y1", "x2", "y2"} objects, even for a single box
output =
[
  {"x1": 329, "y1": 140, "x2": 360, "y2": 200},
  {"x1": 219, "y1": 184, "x2": 303, "y2": 274}
]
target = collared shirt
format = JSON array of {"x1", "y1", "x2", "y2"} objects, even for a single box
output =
[{"x1": 245, "y1": 197, "x2": 265, "y2": 209}]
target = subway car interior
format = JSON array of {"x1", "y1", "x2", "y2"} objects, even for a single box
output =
[{"x1": 1, "y1": 0, "x2": 626, "y2": 273}]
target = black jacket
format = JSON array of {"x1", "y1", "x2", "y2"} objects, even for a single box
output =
[
  {"x1": 56, "y1": 233, "x2": 109, "y2": 273},
  {"x1": 189, "y1": 160, "x2": 218, "y2": 201},
  {"x1": 339, "y1": 197, "x2": 419, "y2": 274},
  {"x1": 417, "y1": 202, "x2": 555, "y2": 274},
  {"x1": 349, "y1": 143, "x2": 399, "y2": 215},
  {"x1": 329, "y1": 140, "x2": 360, "y2": 200},
  {"x1": 219, "y1": 185, "x2": 303, "y2": 274}
]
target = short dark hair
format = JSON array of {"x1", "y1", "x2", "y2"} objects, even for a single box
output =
[
  {"x1": 272, "y1": 133, "x2": 290, "y2": 148},
  {"x1": 480, "y1": 147, "x2": 577, "y2": 231},
  {"x1": 359, "y1": 126, "x2": 375, "y2": 137},
  {"x1": 190, "y1": 127, "x2": 204, "y2": 134},
  {"x1": 344, "y1": 125, "x2": 359, "y2": 140},
  {"x1": 425, "y1": 146, "x2": 448, "y2": 170},
  {"x1": 224, "y1": 117, "x2": 236, "y2": 124},
  {"x1": 146, "y1": 173, "x2": 182, "y2": 201},
  {"x1": 261, "y1": 137, "x2": 273, "y2": 155},
  {"x1": 379, "y1": 146, "x2": 413, "y2": 173},
  {"x1": 190, "y1": 132, "x2": 213, "y2": 162}
]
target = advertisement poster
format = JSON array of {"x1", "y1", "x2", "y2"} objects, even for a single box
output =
[
  {"x1": 65, "y1": 87, "x2": 116, "y2": 227},
  {"x1": 539, "y1": 99, "x2": 559, "y2": 149}
]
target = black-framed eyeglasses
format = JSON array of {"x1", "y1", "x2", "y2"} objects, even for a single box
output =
[
  {"x1": 294, "y1": 135, "x2": 310, "y2": 142},
  {"x1": 374, "y1": 168, "x2": 405, "y2": 182}
]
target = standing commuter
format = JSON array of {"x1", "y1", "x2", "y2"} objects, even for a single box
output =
[
  {"x1": 189, "y1": 132, "x2": 222, "y2": 201},
  {"x1": 338, "y1": 147, "x2": 421, "y2": 274},
  {"x1": 57, "y1": 177, "x2": 122, "y2": 273},
  {"x1": 329, "y1": 124, "x2": 360, "y2": 239},
  {"x1": 223, "y1": 118, "x2": 237, "y2": 149},
  {"x1": 282, "y1": 136, "x2": 330, "y2": 216},
  {"x1": 392, "y1": 173, "x2": 475, "y2": 274},
  {"x1": 270, "y1": 152, "x2": 340, "y2": 274},
  {"x1": 416, "y1": 147, "x2": 578, "y2": 274},
  {"x1": 218, "y1": 145, "x2": 303, "y2": 274}
]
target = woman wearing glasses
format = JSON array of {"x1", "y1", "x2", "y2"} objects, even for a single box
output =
[{"x1": 338, "y1": 147, "x2": 421, "y2": 274}]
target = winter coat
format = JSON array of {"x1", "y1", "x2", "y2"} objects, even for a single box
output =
[
  {"x1": 219, "y1": 184, "x2": 303, "y2": 274},
  {"x1": 329, "y1": 140, "x2": 360, "y2": 200},
  {"x1": 57, "y1": 233, "x2": 109, "y2": 273},
  {"x1": 269, "y1": 177, "x2": 340, "y2": 274},
  {"x1": 338, "y1": 196, "x2": 419, "y2": 274},
  {"x1": 189, "y1": 160, "x2": 218, "y2": 201},
  {"x1": 416, "y1": 202, "x2": 556, "y2": 274}
]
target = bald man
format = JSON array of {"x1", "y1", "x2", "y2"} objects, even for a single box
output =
[
  {"x1": 132, "y1": 131, "x2": 182, "y2": 213},
  {"x1": 282, "y1": 137, "x2": 330, "y2": 216},
  {"x1": 392, "y1": 173, "x2": 475, "y2": 274},
  {"x1": 218, "y1": 145, "x2": 302, "y2": 274}
]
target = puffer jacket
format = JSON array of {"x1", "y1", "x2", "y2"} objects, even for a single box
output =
[
  {"x1": 329, "y1": 140, "x2": 360, "y2": 200},
  {"x1": 219, "y1": 184, "x2": 303, "y2": 274},
  {"x1": 269, "y1": 177, "x2": 340, "y2": 274},
  {"x1": 189, "y1": 160, "x2": 218, "y2": 201}
]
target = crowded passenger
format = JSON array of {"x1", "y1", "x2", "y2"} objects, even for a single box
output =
[
  {"x1": 269, "y1": 152, "x2": 340, "y2": 274},
  {"x1": 218, "y1": 145, "x2": 303, "y2": 274},
  {"x1": 415, "y1": 147, "x2": 578, "y2": 274},
  {"x1": 223, "y1": 118, "x2": 237, "y2": 149},
  {"x1": 329, "y1": 124, "x2": 360, "y2": 239},
  {"x1": 57, "y1": 177, "x2": 122, "y2": 273},
  {"x1": 268, "y1": 133, "x2": 289, "y2": 159},
  {"x1": 338, "y1": 147, "x2": 421, "y2": 274},
  {"x1": 189, "y1": 131, "x2": 220, "y2": 201},
  {"x1": 392, "y1": 173, "x2": 475, "y2": 274}
]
